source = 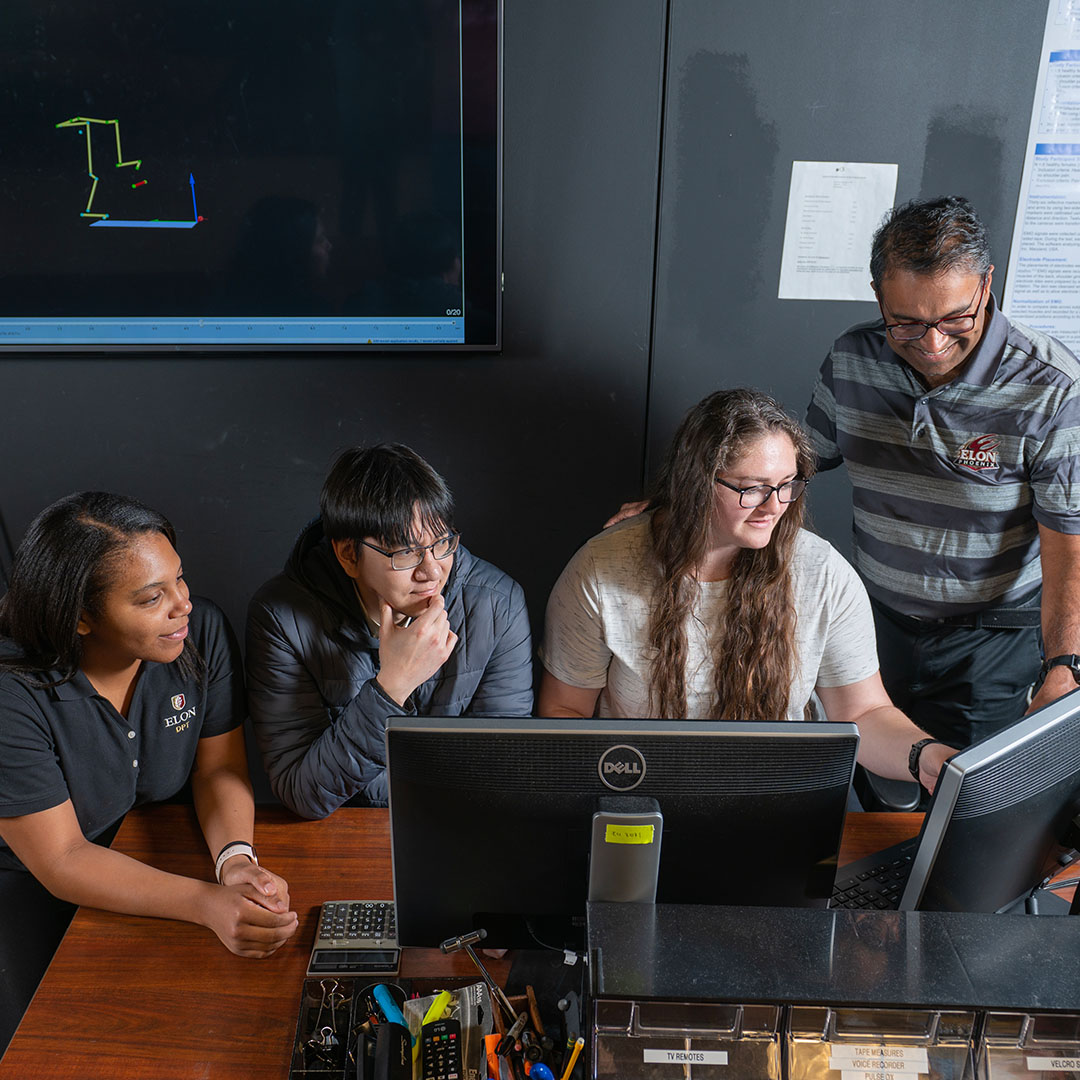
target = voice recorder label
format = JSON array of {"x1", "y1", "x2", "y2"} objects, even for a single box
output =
[{"x1": 828, "y1": 1044, "x2": 929, "y2": 1080}]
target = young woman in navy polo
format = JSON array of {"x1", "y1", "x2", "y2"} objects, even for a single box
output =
[{"x1": 0, "y1": 492, "x2": 298, "y2": 1052}]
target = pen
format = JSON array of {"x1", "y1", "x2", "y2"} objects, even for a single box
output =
[{"x1": 559, "y1": 1036, "x2": 584, "y2": 1080}]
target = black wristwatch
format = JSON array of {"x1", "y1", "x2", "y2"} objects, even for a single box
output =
[
  {"x1": 908, "y1": 738, "x2": 947, "y2": 784},
  {"x1": 1036, "y1": 654, "x2": 1080, "y2": 691}
]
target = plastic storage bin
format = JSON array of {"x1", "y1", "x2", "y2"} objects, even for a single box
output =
[
  {"x1": 592, "y1": 998, "x2": 782, "y2": 1079},
  {"x1": 978, "y1": 1012, "x2": 1080, "y2": 1080},
  {"x1": 787, "y1": 1006, "x2": 977, "y2": 1080}
]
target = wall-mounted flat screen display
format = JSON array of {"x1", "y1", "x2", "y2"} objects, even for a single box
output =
[{"x1": 0, "y1": 1, "x2": 501, "y2": 351}]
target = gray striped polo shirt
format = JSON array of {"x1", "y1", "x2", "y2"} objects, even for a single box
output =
[{"x1": 805, "y1": 296, "x2": 1080, "y2": 617}]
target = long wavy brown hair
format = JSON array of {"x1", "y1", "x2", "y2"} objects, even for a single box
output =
[{"x1": 646, "y1": 388, "x2": 816, "y2": 721}]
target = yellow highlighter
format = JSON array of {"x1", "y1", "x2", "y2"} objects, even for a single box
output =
[{"x1": 413, "y1": 990, "x2": 454, "y2": 1061}]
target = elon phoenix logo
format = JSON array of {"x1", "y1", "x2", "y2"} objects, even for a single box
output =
[
  {"x1": 171, "y1": 694, "x2": 185, "y2": 710},
  {"x1": 598, "y1": 744, "x2": 647, "y2": 791},
  {"x1": 955, "y1": 434, "x2": 1000, "y2": 471}
]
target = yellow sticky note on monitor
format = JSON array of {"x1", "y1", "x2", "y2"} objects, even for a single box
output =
[{"x1": 604, "y1": 823, "x2": 655, "y2": 845}]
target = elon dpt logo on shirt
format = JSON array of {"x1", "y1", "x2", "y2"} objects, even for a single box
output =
[
  {"x1": 955, "y1": 434, "x2": 1000, "y2": 471},
  {"x1": 163, "y1": 694, "x2": 197, "y2": 731}
]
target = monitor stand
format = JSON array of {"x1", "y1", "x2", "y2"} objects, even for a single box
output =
[{"x1": 587, "y1": 796, "x2": 663, "y2": 903}]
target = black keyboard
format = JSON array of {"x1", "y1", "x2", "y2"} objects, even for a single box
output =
[{"x1": 830, "y1": 838, "x2": 918, "y2": 910}]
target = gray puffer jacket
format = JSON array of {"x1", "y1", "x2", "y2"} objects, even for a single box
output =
[{"x1": 246, "y1": 519, "x2": 534, "y2": 817}]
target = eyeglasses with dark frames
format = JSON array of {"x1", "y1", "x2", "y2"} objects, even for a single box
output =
[
  {"x1": 882, "y1": 274, "x2": 987, "y2": 342},
  {"x1": 714, "y1": 476, "x2": 808, "y2": 508},
  {"x1": 359, "y1": 532, "x2": 460, "y2": 571}
]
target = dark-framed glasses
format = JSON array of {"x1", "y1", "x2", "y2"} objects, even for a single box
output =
[
  {"x1": 883, "y1": 274, "x2": 987, "y2": 342},
  {"x1": 714, "y1": 476, "x2": 808, "y2": 508},
  {"x1": 359, "y1": 532, "x2": 460, "y2": 570}
]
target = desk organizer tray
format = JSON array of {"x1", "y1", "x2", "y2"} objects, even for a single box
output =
[{"x1": 288, "y1": 976, "x2": 490, "y2": 1080}]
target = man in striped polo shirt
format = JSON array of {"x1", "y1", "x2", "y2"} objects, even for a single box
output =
[{"x1": 806, "y1": 196, "x2": 1080, "y2": 748}]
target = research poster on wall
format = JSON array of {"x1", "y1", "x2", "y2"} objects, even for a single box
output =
[{"x1": 1004, "y1": 0, "x2": 1080, "y2": 352}]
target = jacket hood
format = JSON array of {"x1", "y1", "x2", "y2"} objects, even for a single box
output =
[{"x1": 283, "y1": 516, "x2": 470, "y2": 627}]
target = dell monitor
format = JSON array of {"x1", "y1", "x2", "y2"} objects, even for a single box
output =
[
  {"x1": 899, "y1": 687, "x2": 1080, "y2": 913},
  {"x1": 386, "y1": 716, "x2": 859, "y2": 948}
]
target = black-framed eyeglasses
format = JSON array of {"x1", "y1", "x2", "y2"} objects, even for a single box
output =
[
  {"x1": 714, "y1": 476, "x2": 808, "y2": 508},
  {"x1": 882, "y1": 274, "x2": 987, "y2": 342},
  {"x1": 359, "y1": 532, "x2": 460, "y2": 571}
]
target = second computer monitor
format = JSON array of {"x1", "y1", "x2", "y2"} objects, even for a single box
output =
[{"x1": 901, "y1": 687, "x2": 1080, "y2": 913}]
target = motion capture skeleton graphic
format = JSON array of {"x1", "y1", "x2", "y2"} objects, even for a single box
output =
[{"x1": 55, "y1": 115, "x2": 201, "y2": 228}]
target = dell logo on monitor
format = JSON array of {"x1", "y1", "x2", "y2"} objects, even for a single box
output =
[{"x1": 598, "y1": 745, "x2": 647, "y2": 791}]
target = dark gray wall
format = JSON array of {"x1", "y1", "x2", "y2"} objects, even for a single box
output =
[
  {"x1": 0, "y1": 1, "x2": 1050, "y2": 779},
  {"x1": 648, "y1": 0, "x2": 1045, "y2": 553}
]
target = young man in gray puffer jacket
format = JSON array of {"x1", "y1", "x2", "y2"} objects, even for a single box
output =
[{"x1": 246, "y1": 443, "x2": 534, "y2": 817}]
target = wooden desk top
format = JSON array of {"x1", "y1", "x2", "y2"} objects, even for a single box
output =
[{"x1": 0, "y1": 806, "x2": 917, "y2": 1079}]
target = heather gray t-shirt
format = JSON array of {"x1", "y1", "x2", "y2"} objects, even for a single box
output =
[{"x1": 540, "y1": 514, "x2": 879, "y2": 719}]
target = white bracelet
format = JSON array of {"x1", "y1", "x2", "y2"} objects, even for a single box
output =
[{"x1": 214, "y1": 841, "x2": 258, "y2": 883}]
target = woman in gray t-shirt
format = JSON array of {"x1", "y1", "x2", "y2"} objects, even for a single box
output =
[{"x1": 538, "y1": 388, "x2": 953, "y2": 789}]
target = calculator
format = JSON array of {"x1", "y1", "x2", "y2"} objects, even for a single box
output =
[{"x1": 306, "y1": 899, "x2": 400, "y2": 977}]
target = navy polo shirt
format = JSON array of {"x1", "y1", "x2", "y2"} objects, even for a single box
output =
[{"x1": 0, "y1": 598, "x2": 243, "y2": 871}]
